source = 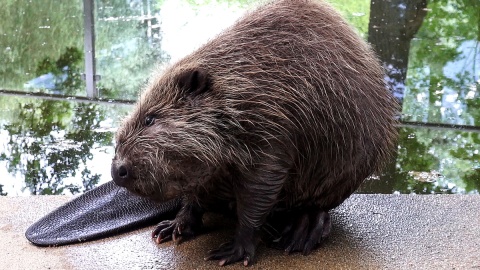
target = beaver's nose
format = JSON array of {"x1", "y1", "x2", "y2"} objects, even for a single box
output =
[{"x1": 111, "y1": 161, "x2": 131, "y2": 187}]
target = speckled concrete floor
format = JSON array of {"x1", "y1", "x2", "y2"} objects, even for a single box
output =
[{"x1": 1, "y1": 194, "x2": 479, "y2": 269}]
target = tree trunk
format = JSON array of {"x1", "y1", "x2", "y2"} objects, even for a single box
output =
[{"x1": 368, "y1": 0, "x2": 428, "y2": 108}]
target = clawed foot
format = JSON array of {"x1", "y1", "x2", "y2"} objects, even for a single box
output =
[
  {"x1": 205, "y1": 239, "x2": 255, "y2": 266},
  {"x1": 152, "y1": 203, "x2": 203, "y2": 244},
  {"x1": 204, "y1": 226, "x2": 256, "y2": 266},
  {"x1": 151, "y1": 219, "x2": 196, "y2": 244},
  {"x1": 269, "y1": 209, "x2": 331, "y2": 255}
]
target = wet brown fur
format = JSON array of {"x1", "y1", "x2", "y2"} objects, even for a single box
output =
[{"x1": 113, "y1": 0, "x2": 398, "y2": 263}]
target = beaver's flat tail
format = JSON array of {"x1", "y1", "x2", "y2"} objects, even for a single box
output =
[{"x1": 25, "y1": 181, "x2": 181, "y2": 246}]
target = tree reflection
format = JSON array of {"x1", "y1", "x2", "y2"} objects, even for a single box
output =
[
  {"x1": 363, "y1": 0, "x2": 479, "y2": 194},
  {"x1": 360, "y1": 127, "x2": 464, "y2": 194},
  {"x1": 0, "y1": 46, "x2": 114, "y2": 195},
  {"x1": 392, "y1": 128, "x2": 455, "y2": 194},
  {"x1": 403, "y1": 0, "x2": 479, "y2": 124},
  {"x1": 0, "y1": 99, "x2": 112, "y2": 195},
  {"x1": 368, "y1": 0, "x2": 428, "y2": 105},
  {"x1": 1, "y1": 0, "x2": 479, "y2": 195},
  {"x1": 449, "y1": 132, "x2": 480, "y2": 193},
  {"x1": 464, "y1": 169, "x2": 480, "y2": 193},
  {"x1": 34, "y1": 47, "x2": 84, "y2": 96},
  {"x1": 95, "y1": 0, "x2": 170, "y2": 99}
]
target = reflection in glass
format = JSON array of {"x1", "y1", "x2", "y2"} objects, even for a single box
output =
[
  {"x1": 0, "y1": 1, "x2": 84, "y2": 94},
  {"x1": 0, "y1": 0, "x2": 479, "y2": 195},
  {"x1": 359, "y1": 127, "x2": 480, "y2": 194},
  {"x1": 1, "y1": 98, "x2": 104, "y2": 195},
  {"x1": 0, "y1": 96, "x2": 129, "y2": 195},
  {"x1": 95, "y1": 0, "x2": 170, "y2": 99}
]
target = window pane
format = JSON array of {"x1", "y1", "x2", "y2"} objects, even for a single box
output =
[{"x1": 1, "y1": 0, "x2": 86, "y2": 96}]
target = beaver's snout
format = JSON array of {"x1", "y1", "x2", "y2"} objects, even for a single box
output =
[{"x1": 111, "y1": 160, "x2": 132, "y2": 187}]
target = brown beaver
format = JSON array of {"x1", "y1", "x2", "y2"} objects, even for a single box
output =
[{"x1": 111, "y1": 0, "x2": 398, "y2": 266}]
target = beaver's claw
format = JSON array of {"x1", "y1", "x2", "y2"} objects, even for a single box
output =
[
  {"x1": 204, "y1": 240, "x2": 255, "y2": 266},
  {"x1": 152, "y1": 219, "x2": 199, "y2": 244}
]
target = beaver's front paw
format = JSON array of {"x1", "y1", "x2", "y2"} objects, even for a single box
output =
[
  {"x1": 205, "y1": 238, "x2": 256, "y2": 266},
  {"x1": 152, "y1": 215, "x2": 202, "y2": 244}
]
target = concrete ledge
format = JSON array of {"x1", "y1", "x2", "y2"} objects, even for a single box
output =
[{"x1": 1, "y1": 195, "x2": 479, "y2": 269}]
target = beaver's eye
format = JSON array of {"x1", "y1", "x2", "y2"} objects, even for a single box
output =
[{"x1": 144, "y1": 115, "x2": 155, "y2": 127}]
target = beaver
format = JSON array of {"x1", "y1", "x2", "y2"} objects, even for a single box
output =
[{"x1": 111, "y1": 0, "x2": 398, "y2": 266}]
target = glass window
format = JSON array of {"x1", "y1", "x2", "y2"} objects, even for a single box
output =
[{"x1": 1, "y1": 0, "x2": 479, "y2": 196}]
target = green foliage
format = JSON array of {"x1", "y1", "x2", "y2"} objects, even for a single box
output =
[
  {"x1": 388, "y1": 128, "x2": 454, "y2": 194},
  {"x1": 0, "y1": 0, "x2": 83, "y2": 90},
  {"x1": 398, "y1": 0, "x2": 479, "y2": 195},
  {"x1": 1, "y1": 0, "x2": 478, "y2": 196},
  {"x1": 396, "y1": 128, "x2": 439, "y2": 173},
  {"x1": 53, "y1": 47, "x2": 83, "y2": 74},
  {"x1": 328, "y1": 0, "x2": 370, "y2": 36},
  {"x1": 404, "y1": 0, "x2": 479, "y2": 125},
  {"x1": 1, "y1": 0, "x2": 169, "y2": 99},
  {"x1": 32, "y1": 47, "x2": 85, "y2": 96},
  {"x1": 393, "y1": 127, "x2": 479, "y2": 194},
  {"x1": 463, "y1": 169, "x2": 480, "y2": 193},
  {"x1": 94, "y1": 0, "x2": 170, "y2": 99},
  {"x1": 449, "y1": 132, "x2": 480, "y2": 193},
  {"x1": 360, "y1": 126, "x2": 478, "y2": 194},
  {"x1": 0, "y1": 99, "x2": 113, "y2": 195}
]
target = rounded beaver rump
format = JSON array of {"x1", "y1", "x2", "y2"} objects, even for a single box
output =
[{"x1": 112, "y1": 0, "x2": 398, "y2": 266}]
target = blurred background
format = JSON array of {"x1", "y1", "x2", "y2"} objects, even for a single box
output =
[{"x1": 0, "y1": 0, "x2": 479, "y2": 196}]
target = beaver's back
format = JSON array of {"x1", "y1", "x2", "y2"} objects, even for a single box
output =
[{"x1": 159, "y1": 0, "x2": 398, "y2": 209}]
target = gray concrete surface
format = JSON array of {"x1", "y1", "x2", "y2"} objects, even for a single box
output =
[{"x1": 1, "y1": 194, "x2": 479, "y2": 269}]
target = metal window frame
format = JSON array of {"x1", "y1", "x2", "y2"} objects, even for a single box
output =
[{"x1": 83, "y1": 0, "x2": 97, "y2": 98}]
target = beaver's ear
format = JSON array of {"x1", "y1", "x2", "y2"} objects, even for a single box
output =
[{"x1": 176, "y1": 68, "x2": 210, "y2": 97}]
